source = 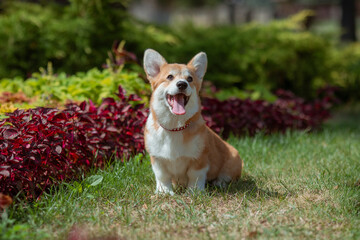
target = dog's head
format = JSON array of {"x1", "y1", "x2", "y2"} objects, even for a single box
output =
[{"x1": 143, "y1": 49, "x2": 207, "y2": 118}]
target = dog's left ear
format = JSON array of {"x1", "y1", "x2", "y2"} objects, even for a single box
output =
[
  {"x1": 143, "y1": 49, "x2": 167, "y2": 81},
  {"x1": 188, "y1": 52, "x2": 207, "y2": 80}
]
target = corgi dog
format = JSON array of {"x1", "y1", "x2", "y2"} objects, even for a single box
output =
[{"x1": 143, "y1": 49, "x2": 243, "y2": 195}]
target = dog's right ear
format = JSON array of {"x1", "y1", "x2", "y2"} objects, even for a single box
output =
[{"x1": 143, "y1": 49, "x2": 167, "y2": 81}]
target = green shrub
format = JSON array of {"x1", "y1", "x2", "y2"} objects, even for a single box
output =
[
  {"x1": 0, "y1": 2, "x2": 357, "y2": 100},
  {"x1": 331, "y1": 43, "x2": 360, "y2": 100},
  {"x1": 123, "y1": 11, "x2": 333, "y2": 98},
  {"x1": 0, "y1": 65, "x2": 150, "y2": 107},
  {"x1": 119, "y1": 14, "x2": 360, "y2": 100},
  {"x1": 0, "y1": 0, "x2": 128, "y2": 78},
  {"x1": 212, "y1": 84, "x2": 277, "y2": 102}
]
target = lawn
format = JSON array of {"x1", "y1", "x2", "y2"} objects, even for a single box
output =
[{"x1": 2, "y1": 107, "x2": 360, "y2": 240}]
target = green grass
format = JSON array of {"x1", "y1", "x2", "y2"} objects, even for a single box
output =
[{"x1": 2, "y1": 108, "x2": 360, "y2": 240}]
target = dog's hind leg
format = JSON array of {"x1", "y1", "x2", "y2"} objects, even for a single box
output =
[
  {"x1": 212, "y1": 174, "x2": 232, "y2": 188},
  {"x1": 214, "y1": 155, "x2": 243, "y2": 188}
]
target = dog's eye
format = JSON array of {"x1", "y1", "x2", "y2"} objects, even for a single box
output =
[
  {"x1": 187, "y1": 76, "x2": 193, "y2": 82},
  {"x1": 167, "y1": 74, "x2": 174, "y2": 80}
]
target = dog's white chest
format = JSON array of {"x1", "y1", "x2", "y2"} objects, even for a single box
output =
[{"x1": 145, "y1": 116, "x2": 204, "y2": 161}]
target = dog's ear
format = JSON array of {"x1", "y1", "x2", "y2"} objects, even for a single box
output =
[
  {"x1": 143, "y1": 49, "x2": 167, "y2": 81},
  {"x1": 188, "y1": 52, "x2": 207, "y2": 80}
]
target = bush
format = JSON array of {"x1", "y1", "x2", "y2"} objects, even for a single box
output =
[
  {"x1": 0, "y1": 86, "x2": 147, "y2": 199},
  {"x1": 0, "y1": 66, "x2": 151, "y2": 107},
  {"x1": 331, "y1": 43, "x2": 360, "y2": 101},
  {"x1": 0, "y1": 3, "x2": 356, "y2": 100},
  {"x1": 202, "y1": 87, "x2": 336, "y2": 139},
  {"x1": 0, "y1": 4, "x2": 332, "y2": 99},
  {"x1": 124, "y1": 11, "x2": 333, "y2": 99},
  {"x1": 0, "y1": 92, "x2": 37, "y2": 115},
  {"x1": 0, "y1": 0, "x2": 128, "y2": 78}
]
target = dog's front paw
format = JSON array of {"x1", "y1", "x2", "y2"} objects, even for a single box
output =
[
  {"x1": 155, "y1": 188, "x2": 175, "y2": 196},
  {"x1": 155, "y1": 183, "x2": 174, "y2": 196}
]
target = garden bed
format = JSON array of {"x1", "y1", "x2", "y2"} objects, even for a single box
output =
[{"x1": 0, "y1": 84, "x2": 336, "y2": 200}]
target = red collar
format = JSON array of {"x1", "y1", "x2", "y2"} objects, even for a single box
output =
[{"x1": 160, "y1": 121, "x2": 191, "y2": 132}]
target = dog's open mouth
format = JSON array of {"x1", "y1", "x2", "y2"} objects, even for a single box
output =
[{"x1": 167, "y1": 93, "x2": 190, "y2": 115}]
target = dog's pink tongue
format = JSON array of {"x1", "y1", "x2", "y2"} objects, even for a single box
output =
[{"x1": 172, "y1": 94, "x2": 186, "y2": 115}]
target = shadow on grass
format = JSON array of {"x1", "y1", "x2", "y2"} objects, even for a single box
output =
[
  {"x1": 325, "y1": 104, "x2": 360, "y2": 132},
  {"x1": 207, "y1": 174, "x2": 288, "y2": 200}
]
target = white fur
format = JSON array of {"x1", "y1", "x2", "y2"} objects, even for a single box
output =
[
  {"x1": 165, "y1": 78, "x2": 191, "y2": 98},
  {"x1": 145, "y1": 78, "x2": 207, "y2": 193},
  {"x1": 189, "y1": 52, "x2": 207, "y2": 80},
  {"x1": 187, "y1": 165, "x2": 209, "y2": 191},
  {"x1": 151, "y1": 80, "x2": 199, "y2": 130},
  {"x1": 143, "y1": 49, "x2": 167, "y2": 79},
  {"x1": 151, "y1": 156, "x2": 209, "y2": 194},
  {"x1": 145, "y1": 115, "x2": 204, "y2": 160},
  {"x1": 151, "y1": 160, "x2": 174, "y2": 195}
]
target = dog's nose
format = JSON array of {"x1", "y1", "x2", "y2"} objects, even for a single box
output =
[{"x1": 176, "y1": 81, "x2": 188, "y2": 91}]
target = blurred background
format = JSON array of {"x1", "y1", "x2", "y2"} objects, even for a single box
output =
[{"x1": 0, "y1": 0, "x2": 359, "y2": 102}]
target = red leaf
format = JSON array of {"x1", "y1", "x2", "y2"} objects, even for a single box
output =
[{"x1": 2, "y1": 129, "x2": 19, "y2": 139}]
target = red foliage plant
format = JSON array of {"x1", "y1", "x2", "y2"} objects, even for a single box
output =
[
  {"x1": 0, "y1": 86, "x2": 148, "y2": 199},
  {"x1": 202, "y1": 87, "x2": 336, "y2": 138},
  {"x1": 0, "y1": 85, "x2": 336, "y2": 200}
]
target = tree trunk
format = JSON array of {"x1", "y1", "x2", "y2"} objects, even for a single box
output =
[
  {"x1": 227, "y1": 0, "x2": 236, "y2": 25},
  {"x1": 341, "y1": 0, "x2": 357, "y2": 42}
]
